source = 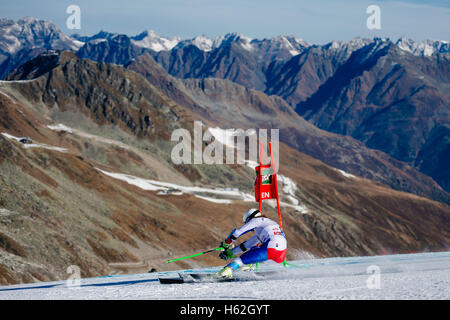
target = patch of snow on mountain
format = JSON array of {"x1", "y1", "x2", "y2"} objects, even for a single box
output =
[
  {"x1": 244, "y1": 160, "x2": 307, "y2": 213},
  {"x1": 423, "y1": 44, "x2": 434, "y2": 57},
  {"x1": 337, "y1": 169, "x2": 357, "y2": 179},
  {"x1": 97, "y1": 169, "x2": 254, "y2": 204},
  {"x1": 47, "y1": 124, "x2": 73, "y2": 133},
  {"x1": 277, "y1": 174, "x2": 308, "y2": 213},
  {"x1": 277, "y1": 35, "x2": 302, "y2": 56},
  {"x1": 207, "y1": 127, "x2": 258, "y2": 152},
  {"x1": 240, "y1": 35, "x2": 254, "y2": 51},
  {"x1": 190, "y1": 36, "x2": 214, "y2": 51},
  {"x1": 1, "y1": 132, "x2": 67, "y2": 152},
  {"x1": 177, "y1": 34, "x2": 227, "y2": 51},
  {"x1": 0, "y1": 208, "x2": 14, "y2": 216}
]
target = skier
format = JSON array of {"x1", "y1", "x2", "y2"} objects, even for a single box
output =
[{"x1": 217, "y1": 208, "x2": 287, "y2": 279}]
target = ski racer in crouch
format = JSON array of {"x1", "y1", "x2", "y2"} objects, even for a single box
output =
[{"x1": 217, "y1": 208, "x2": 287, "y2": 279}]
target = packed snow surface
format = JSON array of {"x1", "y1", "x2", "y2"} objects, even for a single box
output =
[{"x1": 0, "y1": 252, "x2": 449, "y2": 300}]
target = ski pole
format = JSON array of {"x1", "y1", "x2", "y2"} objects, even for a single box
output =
[
  {"x1": 282, "y1": 259, "x2": 310, "y2": 269},
  {"x1": 166, "y1": 247, "x2": 223, "y2": 263}
]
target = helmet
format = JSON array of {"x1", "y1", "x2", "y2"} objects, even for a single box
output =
[{"x1": 243, "y1": 208, "x2": 261, "y2": 223}]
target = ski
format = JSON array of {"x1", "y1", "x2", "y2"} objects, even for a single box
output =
[
  {"x1": 158, "y1": 271, "x2": 276, "y2": 284},
  {"x1": 158, "y1": 272, "x2": 228, "y2": 284},
  {"x1": 158, "y1": 275, "x2": 185, "y2": 284}
]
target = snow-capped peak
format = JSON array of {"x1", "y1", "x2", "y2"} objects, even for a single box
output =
[
  {"x1": 325, "y1": 37, "x2": 373, "y2": 51},
  {"x1": 185, "y1": 35, "x2": 216, "y2": 52},
  {"x1": 203, "y1": 32, "x2": 254, "y2": 51},
  {"x1": 0, "y1": 17, "x2": 83, "y2": 55},
  {"x1": 175, "y1": 33, "x2": 254, "y2": 52},
  {"x1": 396, "y1": 36, "x2": 450, "y2": 57},
  {"x1": 396, "y1": 37, "x2": 432, "y2": 56},
  {"x1": 131, "y1": 30, "x2": 180, "y2": 52},
  {"x1": 238, "y1": 34, "x2": 254, "y2": 51},
  {"x1": 267, "y1": 35, "x2": 310, "y2": 56}
]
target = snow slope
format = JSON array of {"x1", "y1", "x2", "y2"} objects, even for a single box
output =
[{"x1": 0, "y1": 252, "x2": 449, "y2": 300}]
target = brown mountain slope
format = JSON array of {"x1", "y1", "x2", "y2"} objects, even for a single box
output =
[
  {"x1": 127, "y1": 52, "x2": 450, "y2": 205},
  {"x1": 295, "y1": 42, "x2": 450, "y2": 192}
]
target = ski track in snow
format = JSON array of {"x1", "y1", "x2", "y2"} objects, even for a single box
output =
[{"x1": 0, "y1": 252, "x2": 449, "y2": 300}]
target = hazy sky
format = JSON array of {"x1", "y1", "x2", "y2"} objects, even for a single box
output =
[{"x1": 1, "y1": 0, "x2": 449, "y2": 44}]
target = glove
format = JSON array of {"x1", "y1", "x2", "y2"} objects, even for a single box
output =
[
  {"x1": 219, "y1": 249, "x2": 234, "y2": 260},
  {"x1": 219, "y1": 241, "x2": 231, "y2": 250}
]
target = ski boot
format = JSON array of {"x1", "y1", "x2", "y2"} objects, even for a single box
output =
[
  {"x1": 216, "y1": 266, "x2": 233, "y2": 279},
  {"x1": 240, "y1": 264, "x2": 256, "y2": 272}
]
